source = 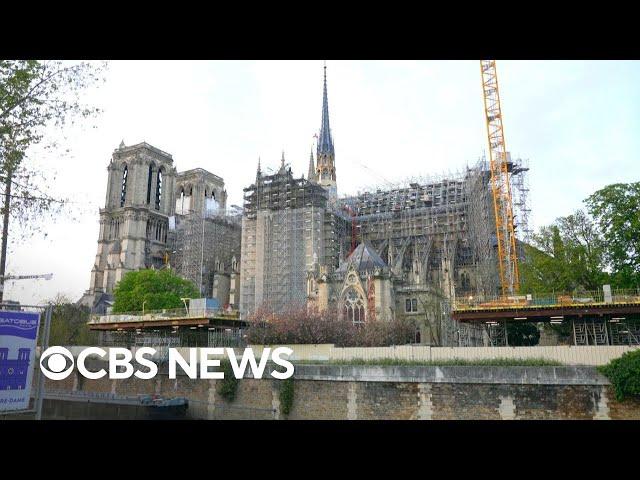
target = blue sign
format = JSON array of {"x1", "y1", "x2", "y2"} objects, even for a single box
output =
[{"x1": 0, "y1": 310, "x2": 41, "y2": 412}]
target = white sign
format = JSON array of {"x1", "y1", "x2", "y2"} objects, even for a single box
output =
[{"x1": 0, "y1": 310, "x2": 41, "y2": 412}]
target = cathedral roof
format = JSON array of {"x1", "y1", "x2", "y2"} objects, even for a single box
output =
[{"x1": 337, "y1": 242, "x2": 387, "y2": 273}]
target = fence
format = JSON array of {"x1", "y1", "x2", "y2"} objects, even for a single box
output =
[
  {"x1": 35, "y1": 342, "x2": 639, "y2": 367},
  {"x1": 97, "y1": 329, "x2": 246, "y2": 349},
  {"x1": 248, "y1": 343, "x2": 639, "y2": 366}
]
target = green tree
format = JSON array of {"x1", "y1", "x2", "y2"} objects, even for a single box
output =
[
  {"x1": 520, "y1": 209, "x2": 608, "y2": 294},
  {"x1": 48, "y1": 294, "x2": 94, "y2": 346},
  {"x1": 112, "y1": 269, "x2": 200, "y2": 313},
  {"x1": 586, "y1": 182, "x2": 640, "y2": 288},
  {"x1": 0, "y1": 60, "x2": 104, "y2": 301}
]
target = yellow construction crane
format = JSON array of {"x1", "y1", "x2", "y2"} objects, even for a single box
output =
[{"x1": 480, "y1": 60, "x2": 520, "y2": 295}]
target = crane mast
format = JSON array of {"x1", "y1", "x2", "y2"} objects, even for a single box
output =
[{"x1": 480, "y1": 60, "x2": 520, "y2": 295}]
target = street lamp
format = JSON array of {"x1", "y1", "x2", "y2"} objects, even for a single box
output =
[{"x1": 142, "y1": 300, "x2": 147, "y2": 315}]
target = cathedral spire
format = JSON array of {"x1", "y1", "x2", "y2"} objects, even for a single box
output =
[
  {"x1": 308, "y1": 147, "x2": 316, "y2": 182},
  {"x1": 316, "y1": 62, "x2": 337, "y2": 200},
  {"x1": 317, "y1": 62, "x2": 334, "y2": 157},
  {"x1": 278, "y1": 150, "x2": 287, "y2": 174}
]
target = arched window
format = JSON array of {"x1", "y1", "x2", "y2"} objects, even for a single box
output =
[
  {"x1": 120, "y1": 165, "x2": 128, "y2": 207},
  {"x1": 342, "y1": 287, "x2": 366, "y2": 325},
  {"x1": 155, "y1": 169, "x2": 163, "y2": 210},
  {"x1": 146, "y1": 164, "x2": 155, "y2": 204}
]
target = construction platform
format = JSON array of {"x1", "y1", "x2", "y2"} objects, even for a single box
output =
[
  {"x1": 452, "y1": 289, "x2": 640, "y2": 323},
  {"x1": 88, "y1": 307, "x2": 247, "y2": 331},
  {"x1": 452, "y1": 289, "x2": 640, "y2": 347}
]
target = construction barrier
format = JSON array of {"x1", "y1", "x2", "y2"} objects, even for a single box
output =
[{"x1": 248, "y1": 344, "x2": 639, "y2": 366}]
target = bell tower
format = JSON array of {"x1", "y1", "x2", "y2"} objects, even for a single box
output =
[{"x1": 84, "y1": 142, "x2": 177, "y2": 306}]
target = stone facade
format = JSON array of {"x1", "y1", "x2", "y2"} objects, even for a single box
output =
[
  {"x1": 79, "y1": 142, "x2": 240, "y2": 312},
  {"x1": 80, "y1": 142, "x2": 177, "y2": 311}
]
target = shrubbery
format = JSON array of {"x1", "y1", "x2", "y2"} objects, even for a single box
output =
[
  {"x1": 216, "y1": 359, "x2": 239, "y2": 402},
  {"x1": 279, "y1": 377, "x2": 295, "y2": 415},
  {"x1": 598, "y1": 349, "x2": 640, "y2": 401},
  {"x1": 246, "y1": 305, "x2": 418, "y2": 347}
]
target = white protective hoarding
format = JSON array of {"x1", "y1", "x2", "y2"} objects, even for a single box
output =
[{"x1": 0, "y1": 310, "x2": 41, "y2": 412}]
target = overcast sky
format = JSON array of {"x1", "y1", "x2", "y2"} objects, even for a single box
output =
[{"x1": 5, "y1": 60, "x2": 640, "y2": 304}]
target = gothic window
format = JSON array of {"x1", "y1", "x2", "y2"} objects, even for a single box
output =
[
  {"x1": 120, "y1": 165, "x2": 128, "y2": 207},
  {"x1": 342, "y1": 287, "x2": 366, "y2": 325},
  {"x1": 146, "y1": 164, "x2": 155, "y2": 204},
  {"x1": 155, "y1": 169, "x2": 163, "y2": 210}
]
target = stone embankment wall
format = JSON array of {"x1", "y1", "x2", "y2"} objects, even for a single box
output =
[{"x1": 33, "y1": 363, "x2": 640, "y2": 420}]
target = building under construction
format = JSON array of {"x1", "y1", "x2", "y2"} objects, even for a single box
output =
[
  {"x1": 240, "y1": 157, "x2": 350, "y2": 314},
  {"x1": 169, "y1": 168, "x2": 242, "y2": 308},
  {"x1": 238, "y1": 65, "x2": 532, "y2": 346}
]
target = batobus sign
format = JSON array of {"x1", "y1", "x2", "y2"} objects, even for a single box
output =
[
  {"x1": 0, "y1": 310, "x2": 41, "y2": 412},
  {"x1": 39, "y1": 346, "x2": 294, "y2": 381}
]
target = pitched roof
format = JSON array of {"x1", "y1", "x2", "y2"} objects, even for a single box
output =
[{"x1": 337, "y1": 242, "x2": 387, "y2": 273}]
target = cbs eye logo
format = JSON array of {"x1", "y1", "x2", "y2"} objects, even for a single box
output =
[{"x1": 40, "y1": 347, "x2": 75, "y2": 380}]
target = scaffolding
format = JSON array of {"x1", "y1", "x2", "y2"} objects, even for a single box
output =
[
  {"x1": 239, "y1": 166, "x2": 349, "y2": 316},
  {"x1": 339, "y1": 156, "x2": 529, "y2": 346},
  {"x1": 171, "y1": 209, "x2": 241, "y2": 298},
  {"x1": 572, "y1": 318, "x2": 640, "y2": 346},
  {"x1": 238, "y1": 154, "x2": 531, "y2": 346},
  {"x1": 511, "y1": 157, "x2": 532, "y2": 255}
]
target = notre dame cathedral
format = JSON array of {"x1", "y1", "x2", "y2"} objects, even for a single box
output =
[
  {"x1": 78, "y1": 141, "x2": 242, "y2": 314},
  {"x1": 79, "y1": 64, "x2": 519, "y2": 347}
]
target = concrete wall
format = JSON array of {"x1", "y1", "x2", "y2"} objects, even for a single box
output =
[{"x1": 249, "y1": 344, "x2": 639, "y2": 366}]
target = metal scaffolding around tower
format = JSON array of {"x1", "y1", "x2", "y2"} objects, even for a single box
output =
[
  {"x1": 170, "y1": 208, "x2": 241, "y2": 298},
  {"x1": 239, "y1": 163, "x2": 349, "y2": 316}
]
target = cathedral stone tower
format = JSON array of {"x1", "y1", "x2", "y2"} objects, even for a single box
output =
[
  {"x1": 80, "y1": 142, "x2": 177, "y2": 311},
  {"x1": 316, "y1": 64, "x2": 337, "y2": 201}
]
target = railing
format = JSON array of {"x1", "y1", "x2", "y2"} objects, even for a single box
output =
[
  {"x1": 89, "y1": 307, "x2": 240, "y2": 325},
  {"x1": 96, "y1": 329, "x2": 247, "y2": 349},
  {"x1": 41, "y1": 390, "x2": 188, "y2": 407},
  {"x1": 453, "y1": 288, "x2": 640, "y2": 311}
]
